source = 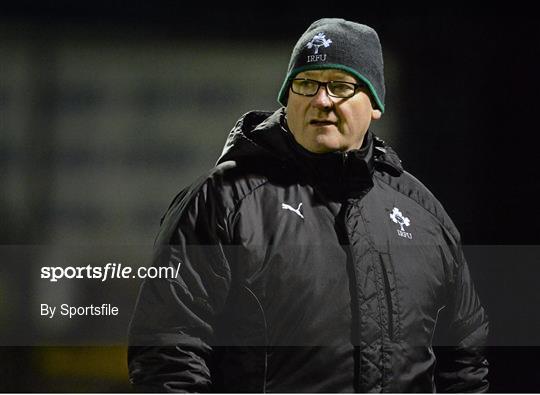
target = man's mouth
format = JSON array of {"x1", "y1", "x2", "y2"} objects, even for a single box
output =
[{"x1": 310, "y1": 119, "x2": 337, "y2": 126}]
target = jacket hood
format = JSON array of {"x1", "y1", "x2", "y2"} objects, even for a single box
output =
[{"x1": 216, "y1": 108, "x2": 403, "y2": 179}]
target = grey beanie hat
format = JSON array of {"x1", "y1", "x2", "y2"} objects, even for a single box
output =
[{"x1": 277, "y1": 18, "x2": 385, "y2": 112}]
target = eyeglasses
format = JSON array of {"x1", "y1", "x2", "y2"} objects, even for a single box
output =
[{"x1": 290, "y1": 78, "x2": 364, "y2": 99}]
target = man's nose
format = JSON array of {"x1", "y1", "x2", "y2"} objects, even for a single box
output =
[{"x1": 311, "y1": 85, "x2": 333, "y2": 109}]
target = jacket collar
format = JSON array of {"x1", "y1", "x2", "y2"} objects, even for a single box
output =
[
  {"x1": 279, "y1": 118, "x2": 370, "y2": 196},
  {"x1": 216, "y1": 108, "x2": 403, "y2": 196}
]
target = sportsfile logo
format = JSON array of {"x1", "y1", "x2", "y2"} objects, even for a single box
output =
[{"x1": 40, "y1": 262, "x2": 182, "y2": 282}]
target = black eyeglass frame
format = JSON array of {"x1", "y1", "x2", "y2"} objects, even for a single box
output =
[{"x1": 290, "y1": 78, "x2": 364, "y2": 99}]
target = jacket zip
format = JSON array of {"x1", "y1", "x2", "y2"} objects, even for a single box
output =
[
  {"x1": 342, "y1": 151, "x2": 395, "y2": 343},
  {"x1": 335, "y1": 199, "x2": 362, "y2": 392},
  {"x1": 342, "y1": 150, "x2": 395, "y2": 389},
  {"x1": 342, "y1": 151, "x2": 349, "y2": 186}
]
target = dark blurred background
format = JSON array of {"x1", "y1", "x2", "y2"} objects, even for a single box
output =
[{"x1": 1, "y1": 4, "x2": 539, "y2": 392}]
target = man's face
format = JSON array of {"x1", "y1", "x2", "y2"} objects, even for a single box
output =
[{"x1": 286, "y1": 69, "x2": 382, "y2": 154}]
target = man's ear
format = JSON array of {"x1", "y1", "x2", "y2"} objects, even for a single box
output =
[{"x1": 371, "y1": 109, "x2": 382, "y2": 120}]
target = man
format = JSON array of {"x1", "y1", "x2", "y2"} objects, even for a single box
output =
[{"x1": 128, "y1": 18, "x2": 489, "y2": 392}]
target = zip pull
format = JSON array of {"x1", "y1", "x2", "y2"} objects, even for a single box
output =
[{"x1": 342, "y1": 151, "x2": 349, "y2": 167}]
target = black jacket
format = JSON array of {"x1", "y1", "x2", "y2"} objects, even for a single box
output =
[{"x1": 128, "y1": 108, "x2": 489, "y2": 392}]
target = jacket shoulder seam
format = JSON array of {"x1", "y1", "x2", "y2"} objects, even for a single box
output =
[
  {"x1": 208, "y1": 161, "x2": 272, "y2": 208},
  {"x1": 200, "y1": 166, "x2": 271, "y2": 240},
  {"x1": 228, "y1": 177, "x2": 270, "y2": 227}
]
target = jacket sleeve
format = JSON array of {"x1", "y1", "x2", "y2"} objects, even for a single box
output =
[
  {"x1": 127, "y1": 181, "x2": 233, "y2": 392},
  {"x1": 435, "y1": 241, "x2": 489, "y2": 393}
]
